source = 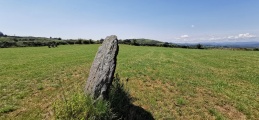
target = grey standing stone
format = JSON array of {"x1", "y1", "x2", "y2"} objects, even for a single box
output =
[{"x1": 85, "y1": 35, "x2": 119, "y2": 99}]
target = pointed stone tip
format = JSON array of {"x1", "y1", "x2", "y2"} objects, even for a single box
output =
[
  {"x1": 106, "y1": 35, "x2": 117, "y2": 39},
  {"x1": 103, "y1": 35, "x2": 118, "y2": 43}
]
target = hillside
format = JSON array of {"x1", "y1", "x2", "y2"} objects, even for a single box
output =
[
  {"x1": 0, "y1": 36, "x2": 95, "y2": 48},
  {"x1": 134, "y1": 38, "x2": 164, "y2": 45}
]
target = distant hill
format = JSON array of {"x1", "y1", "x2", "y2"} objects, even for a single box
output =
[
  {"x1": 202, "y1": 41, "x2": 259, "y2": 48},
  {"x1": 119, "y1": 38, "x2": 164, "y2": 46},
  {"x1": 134, "y1": 38, "x2": 164, "y2": 45},
  {"x1": 176, "y1": 41, "x2": 259, "y2": 48}
]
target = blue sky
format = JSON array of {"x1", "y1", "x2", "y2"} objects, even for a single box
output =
[{"x1": 0, "y1": 0, "x2": 258, "y2": 43}]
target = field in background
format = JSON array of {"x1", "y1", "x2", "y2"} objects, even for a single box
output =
[{"x1": 0, "y1": 45, "x2": 258, "y2": 119}]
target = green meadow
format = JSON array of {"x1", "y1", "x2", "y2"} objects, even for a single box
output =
[{"x1": 0, "y1": 45, "x2": 258, "y2": 119}]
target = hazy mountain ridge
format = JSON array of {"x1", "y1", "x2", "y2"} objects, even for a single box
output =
[{"x1": 176, "y1": 41, "x2": 259, "y2": 48}]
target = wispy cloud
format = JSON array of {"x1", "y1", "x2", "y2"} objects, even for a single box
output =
[
  {"x1": 180, "y1": 35, "x2": 189, "y2": 38},
  {"x1": 173, "y1": 35, "x2": 190, "y2": 42},
  {"x1": 171, "y1": 33, "x2": 258, "y2": 43},
  {"x1": 237, "y1": 33, "x2": 256, "y2": 38},
  {"x1": 216, "y1": 33, "x2": 256, "y2": 40}
]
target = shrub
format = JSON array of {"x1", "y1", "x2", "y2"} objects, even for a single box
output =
[
  {"x1": 53, "y1": 75, "x2": 131, "y2": 119},
  {"x1": 53, "y1": 92, "x2": 112, "y2": 120},
  {"x1": 0, "y1": 41, "x2": 16, "y2": 48},
  {"x1": 83, "y1": 40, "x2": 90, "y2": 44},
  {"x1": 196, "y1": 44, "x2": 203, "y2": 49}
]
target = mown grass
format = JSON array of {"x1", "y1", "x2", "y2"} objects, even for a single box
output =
[
  {"x1": 0, "y1": 45, "x2": 95, "y2": 119},
  {"x1": 0, "y1": 44, "x2": 258, "y2": 119}
]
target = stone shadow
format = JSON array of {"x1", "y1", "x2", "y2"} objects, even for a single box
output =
[{"x1": 108, "y1": 74, "x2": 154, "y2": 120}]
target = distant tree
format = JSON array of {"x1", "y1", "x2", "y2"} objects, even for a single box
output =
[
  {"x1": 89, "y1": 39, "x2": 94, "y2": 44},
  {"x1": 13, "y1": 38, "x2": 18, "y2": 42},
  {"x1": 47, "y1": 42, "x2": 57, "y2": 48},
  {"x1": 83, "y1": 40, "x2": 89, "y2": 44},
  {"x1": 131, "y1": 39, "x2": 139, "y2": 46},
  {"x1": 55, "y1": 42, "x2": 58, "y2": 47},
  {"x1": 0, "y1": 41, "x2": 16, "y2": 48},
  {"x1": 77, "y1": 39, "x2": 83, "y2": 44},
  {"x1": 58, "y1": 37, "x2": 62, "y2": 40},
  {"x1": 118, "y1": 39, "x2": 123, "y2": 44},
  {"x1": 196, "y1": 44, "x2": 203, "y2": 49},
  {"x1": 66, "y1": 40, "x2": 75, "y2": 45},
  {"x1": 132, "y1": 39, "x2": 137, "y2": 45},
  {"x1": 0, "y1": 31, "x2": 4, "y2": 37},
  {"x1": 163, "y1": 42, "x2": 170, "y2": 47},
  {"x1": 123, "y1": 39, "x2": 131, "y2": 44},
  {"x1": 100, "y1": 38, "x2": 104, "y2": 43}
]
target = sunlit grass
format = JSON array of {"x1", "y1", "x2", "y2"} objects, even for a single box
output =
[
  {"x1": 117, "y1": 46, "x2": 259, "y2": 119},
  {"x1": 0, "y1": 45, "x2": 258, "y2": 119}
]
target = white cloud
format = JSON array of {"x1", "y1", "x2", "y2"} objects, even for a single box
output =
[
  {"x1": 191, "y1": 25, "x2": 195, "y2": 28},
  {"x1": 181, "y1": 35, "x2": 189, "y2": 38},
  {"x1": 208, "y1": 33, "x2": 256, "y2": 41},
  {"x1": 171, "y1": 33, "x2": 258, "y2": 43},
  {"x1": 225, "y1": 33, "x2": 256, "y2": 40},
  {"x1": 174, "y1": 35, "x2": 190, "y2": 41},
  {"x1": 237, "y1": 33, "x2": 255, "y2": 38},
  {"x1": 227, "y1": 36, "x2": 235, "y2": 39}
]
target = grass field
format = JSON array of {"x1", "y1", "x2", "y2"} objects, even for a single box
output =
[{"x1": 0, "y1": 45, "x2": 259, "y2": 119}]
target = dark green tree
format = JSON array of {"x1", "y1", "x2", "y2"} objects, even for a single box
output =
[
  {"x1": 100, "y1": 38, "x2": 104, "y2": 43},
  {"x1": 0, "y1": 31, "x2": 4, "y2": 37},
  {"x1": 196, "y1": 44, "x2": 203, "y2": 49}
]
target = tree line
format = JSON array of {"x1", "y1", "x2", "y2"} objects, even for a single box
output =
[
  {"x1": 1, "y1": 35, "x2": 258, "y2": 51},
  {"x1": 0, "y1": 36, "x2": 96, "y2": 48},
  {"x1": 117, "y1": 39, "x2": 205, "y2": 49}
]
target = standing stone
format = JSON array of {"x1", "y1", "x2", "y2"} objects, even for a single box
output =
[{"x1": 85, "y1": 35, "x2": 119, "y2": 99}]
